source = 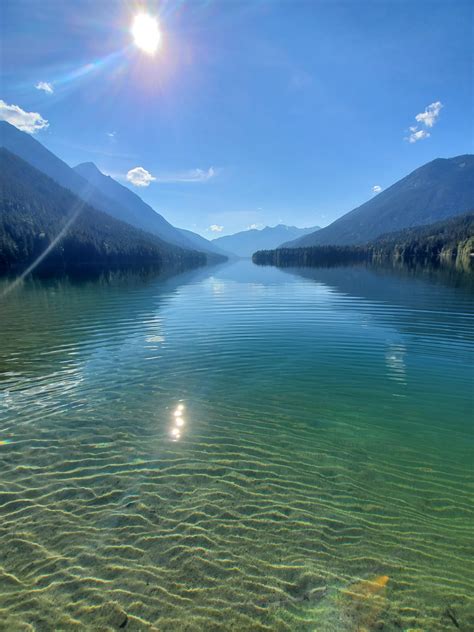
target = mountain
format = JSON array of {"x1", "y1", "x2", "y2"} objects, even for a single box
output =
[
  {"x1": 253, "y1": 211, "x2": 474, "y2": 272},
  {"x1": 0, "y1": 121, "x2": 143, "y2": 231},
  {"x1": 74, "y1": 161, "x2": 225, "y2": 257},
  {"x1": 212, "y1": 224, "x2": 321, "y2": 257},
  {"x1": 178, "y1": 228, "x2": 232, "y2": 259},
  {"x1": 0, "y1": 149, "x2": 205, "y2": 271},
  {"x1": 0, "y1": 122, "x2": 225, "y2": 260},
  {"x1": 283, "y1": 155, "x2": 474, "y2": 248}
]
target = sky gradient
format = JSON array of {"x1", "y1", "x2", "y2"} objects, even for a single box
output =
[{"x1": 2, "y1": 0, "x2": 473, "y2": 237}]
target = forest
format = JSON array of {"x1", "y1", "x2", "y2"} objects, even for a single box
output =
[
  {"x1": 253, "y1": 212, "x2": 474, "y2": 272},
  {"x1": 0, "y1": 149, "x2": 207, "y2": 272}
]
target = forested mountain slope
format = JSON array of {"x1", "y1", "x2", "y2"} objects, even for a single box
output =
[
  {"x1": 0, "y1": 149, "x2": 205, "y2": 271},
  {"x1": 282, "y1": 155, "x2": 474, "y2": 248}
]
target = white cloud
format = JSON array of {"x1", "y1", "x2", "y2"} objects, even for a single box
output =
[
  {"x1": 122, "y1": 166, "x2": 217, "y2": 185},
  {"x1": 372, "y1": 185, "x2": 382, "y2": 194},
  {"x1": 247, "y1": 223, "x2": 264, "y2": 230},
  {"x1": 126, "y1": 166, "x2": 156, "y2": 187},
  {"x1": 35, "y1": 81, "x2": 54, "y2": 94},
  {"x1": 405, "y1": 101, "x2": 443, "y2": 144},
  {"x1": 155, "y1": 167, "x2": 216, "y2": 183},
  {"x1": 406, "y1": 128, "x2": 431, "y2": 144},
  {"x1": 415, "y1": 101, "x2": 443, "y2": 128},
  {"x1": 0, "y1": 99, "x2": 49, "y2": 134},
  {"x1": 107, "y1": 131, "x2": 116, "y2": 138},
  {"x1": 209, "y1": 224, "x2": 224, "y2": 233}
]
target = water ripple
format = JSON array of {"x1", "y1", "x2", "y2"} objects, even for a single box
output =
[{"x1": 0, "y1": 262, "x2": 473, "y2": 631}]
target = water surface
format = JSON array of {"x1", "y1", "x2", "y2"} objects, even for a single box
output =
[{"x1": 0, "y1": 261, "x2": 473, "y2": 631}]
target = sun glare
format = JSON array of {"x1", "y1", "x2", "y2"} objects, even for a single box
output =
[{"x1": 132, "y1": 13, "x2": 161, "y2": 55}]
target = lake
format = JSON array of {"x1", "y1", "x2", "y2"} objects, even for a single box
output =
[{"x1": 0, "y1": 260, "x2": 473, "y2": 631}]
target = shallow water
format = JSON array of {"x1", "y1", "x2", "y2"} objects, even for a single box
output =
[{"x1": 0, "y1": 261, "x2": 473, "y2": 631}]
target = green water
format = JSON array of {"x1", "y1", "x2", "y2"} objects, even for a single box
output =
[{"x1": 0, "y1": 261, "x2": 473, "y2": 631}]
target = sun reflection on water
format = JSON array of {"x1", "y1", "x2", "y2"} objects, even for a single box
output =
[{"x1": 170, "y1": 402, "x2": 186, "y2": 441}]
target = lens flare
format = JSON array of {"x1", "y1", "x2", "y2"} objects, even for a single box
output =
[{"x1": 131, "y1": 13, "x2": 161, "y2": 55}]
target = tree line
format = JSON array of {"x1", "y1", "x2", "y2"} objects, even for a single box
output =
[{"x1": 253, "y1": 212, "x2": 474, "y2": 272}]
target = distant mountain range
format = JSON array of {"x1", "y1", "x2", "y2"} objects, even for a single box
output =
[
  {"x1": 2, "y1": 118, "x2": 473, "y2": 274},
  {"x1": 0, "y1": 149, "x2": 205, "y2": 270},
  {"x1": 212, "y1": 224, "x2": 320, "y2": 257},
  {"x1": 283, "y1": 155, "x2": 474, "y2": 248},
  {"x1": 0, "y1": 121, "x2": 224, "y2": 260}
]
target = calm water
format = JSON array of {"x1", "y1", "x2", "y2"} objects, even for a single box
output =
[{"x1": 0, "y1": 261, "x2": 473, "y2": 631}]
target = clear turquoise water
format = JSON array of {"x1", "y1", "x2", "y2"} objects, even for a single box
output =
[{"x1": 0, "y1": 261, "x2": 473, "y2": 631}]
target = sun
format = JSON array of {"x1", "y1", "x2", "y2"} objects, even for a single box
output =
[{"x1": 131, "y1": 13, "x2": 161, "y2": 55}]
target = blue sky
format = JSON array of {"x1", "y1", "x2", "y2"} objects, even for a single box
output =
[{"x1": 1, "y1": 0, "x2": 472, "y2": 237}]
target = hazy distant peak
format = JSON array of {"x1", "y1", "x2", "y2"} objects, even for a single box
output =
[
  {"x1": 212, "y1": 223, "x2": 321, "y2": 257},
  {"x1": 74, "y1": 162, "x2": 111, "y2": 182},
  {"x1": 75, "y1": 161, "x2": 102, "y2": 174}
]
